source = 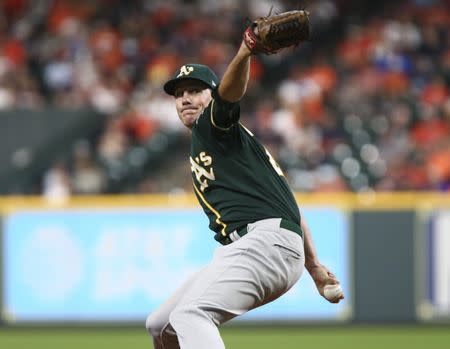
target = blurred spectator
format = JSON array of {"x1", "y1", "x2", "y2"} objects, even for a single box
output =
[
  {"x1": 42, "y1": 161, "x2": 71, "y2": 201},
  {"x1": 71, "y1": 140, "x2": 105, "y2": 194},
  {"x1": 97, "y1": 117, "x2": 128, "y2": 163}
]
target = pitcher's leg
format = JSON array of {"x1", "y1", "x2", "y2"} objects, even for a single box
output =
[
  {"x1": 166, "y1": 242, "x2": 257, "y2": 349},
  {"x1": 145, "y1": 269, "x2": 203, "y2": 349},
  {"x1": 160, "y1": 227, "x2": 304, "y2": 349},
  {"x1": 167, "y1": 232, "x2": 293, "y2": 349},
  {"x1": 169, "y1": 304, "x2": 225, "y2": 349}
]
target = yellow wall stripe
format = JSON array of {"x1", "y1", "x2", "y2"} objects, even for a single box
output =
[{"x1": 0, "y1": 192, "x2": 450, "y2": 213}]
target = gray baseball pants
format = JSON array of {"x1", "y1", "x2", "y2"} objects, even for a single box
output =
[{"x1": 145, "y1": 218, "x2": 305, "y2": 349}]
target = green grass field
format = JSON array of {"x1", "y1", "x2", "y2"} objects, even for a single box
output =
[{"x1": 1, "y1": 326, "x2": 450, "y2": 349}]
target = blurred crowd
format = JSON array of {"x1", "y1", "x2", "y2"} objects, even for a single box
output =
[{"x1": 1, "y1": 0, "x2": 449, "y2": 196}]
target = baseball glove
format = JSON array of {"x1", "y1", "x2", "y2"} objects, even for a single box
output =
[{"x1": 243, "y1": 10, "x2": 310, "y2": 55}]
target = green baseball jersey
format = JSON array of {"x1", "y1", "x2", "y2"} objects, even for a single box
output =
[{"x1": 190, "y1": 87, "x2": 301, "y2": 244}]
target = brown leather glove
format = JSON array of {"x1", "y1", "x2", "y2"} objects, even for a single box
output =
[{"x1": 243, "y1": 10, "x2": 311, "y2": 55}]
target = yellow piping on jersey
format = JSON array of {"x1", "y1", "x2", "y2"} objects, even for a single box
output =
[
  {"x1": 239, "y1": 122, "x2": 254, "y2": 136},
  {"x1": 210, "y1": 99, "x2": 233, "y2": 131},
  {"x1": 192, "y1": 181, "x2": 227, "y2": 236}
]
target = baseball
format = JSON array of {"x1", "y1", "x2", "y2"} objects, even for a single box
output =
[{"x1": 323, "y1": 284, "x2": 342, "y2": 301}]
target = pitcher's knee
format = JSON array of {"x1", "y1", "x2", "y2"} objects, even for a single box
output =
[
  {"x1": 145, "y1": 311, "x2": 167, "y2": 337},
  {"x1": 169, "y1": 304, "x2": 212, "y2": 330}
]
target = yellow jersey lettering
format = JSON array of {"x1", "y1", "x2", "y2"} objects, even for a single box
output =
[
  {"x1": 190, "y1": 155, "x2": 215, "y2": 192},
  {"x1": 199, "y1": 151, "x2": 212, "y2": 166}
]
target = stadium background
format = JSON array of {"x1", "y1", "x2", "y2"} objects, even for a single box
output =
[{"x1": 1, "y1": 0, "x2": 450, "y2": 348}]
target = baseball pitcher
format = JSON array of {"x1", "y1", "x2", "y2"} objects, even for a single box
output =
[{"x1": 146, "y1": 10, "x2": 344, "y2": 349}]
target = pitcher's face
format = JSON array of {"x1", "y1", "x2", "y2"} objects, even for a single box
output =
[{"x1": 174, "y1": 81, "x2": 212, "y2": 129}]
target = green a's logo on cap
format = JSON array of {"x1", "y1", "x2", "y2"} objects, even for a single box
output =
[{"x1": 177, "y1": 65, "x2": 194, "y2": 77}]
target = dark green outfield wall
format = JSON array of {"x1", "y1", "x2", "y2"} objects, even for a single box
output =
[{"x1": 353, "y1": 211, "x2": 416, "y2": 322}]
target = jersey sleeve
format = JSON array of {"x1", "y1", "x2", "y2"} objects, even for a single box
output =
[{"x1": 195, "y1": 85, "x2": 240, "y2": 134}]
